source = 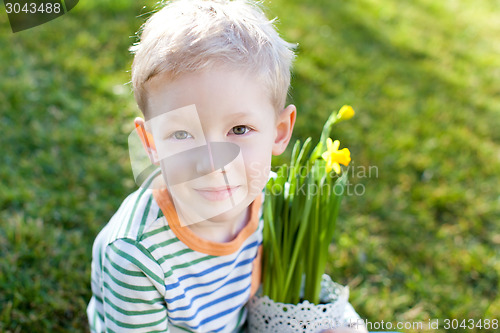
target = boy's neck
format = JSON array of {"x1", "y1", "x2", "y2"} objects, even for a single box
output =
[{"x1": 184, "y1": 205, "x2": 251, "y2": 243}]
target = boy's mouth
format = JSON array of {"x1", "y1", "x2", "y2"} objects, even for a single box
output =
[{"x1": 194, "y1": 185, "x2": 241, "y2": 201}]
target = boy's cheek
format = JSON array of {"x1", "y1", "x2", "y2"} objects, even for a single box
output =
[
  {"x1": 247, "y1": 160, "x2": 272, "y2": 180},
  {"x1": 246, "y1": 160, "x2": 272, "y2": 194}
]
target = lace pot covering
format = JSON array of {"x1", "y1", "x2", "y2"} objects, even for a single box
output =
[{"x1": 247, "y1": 275, "x2": 349, "y2": 333}]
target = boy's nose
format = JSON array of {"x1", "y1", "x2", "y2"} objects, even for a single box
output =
[
  {"x1": 195, "y1": 142, "x2": 239, "y2": 176},
  {"x1": 195, "y1": 143, "x2": 215, "y2": 175},
  {"x1": 160, "y1": 142, "x2": 241, "y2": 186}
]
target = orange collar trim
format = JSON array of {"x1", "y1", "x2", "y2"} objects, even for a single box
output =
[{"x1": 152, "y1": 188, "x2": 262, "y2": 256}]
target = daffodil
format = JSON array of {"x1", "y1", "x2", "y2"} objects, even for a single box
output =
[
  {"x1": 321, "y1": 138, "x2": 351, "y2": 174},
  {"x1": 262, "y1": 106, "x2": 355, "y2": 305},
  {"x1": 336, "y1": 105, "x2": 355, "y2": 121}
]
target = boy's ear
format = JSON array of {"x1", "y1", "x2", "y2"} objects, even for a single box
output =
[
  {"x1": 134, "y1": 117, "x2": 159, "y2": 165},
  {"x1": 272, "y1": 104, "x2": 296, "y2": 155}
]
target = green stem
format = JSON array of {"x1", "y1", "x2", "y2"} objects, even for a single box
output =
[{"x1": 283, "y1": 174, "x2": 314, "y2": 298}]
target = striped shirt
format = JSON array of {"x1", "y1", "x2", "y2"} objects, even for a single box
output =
[{"x1": 87, "y1": 176, "x2": 263, "y2": 332}]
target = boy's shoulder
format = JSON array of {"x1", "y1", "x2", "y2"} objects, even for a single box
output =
[{"x1": 95, "y1": 186, "x2": 165, "y2": 248}]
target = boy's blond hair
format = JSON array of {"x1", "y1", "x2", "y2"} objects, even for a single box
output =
[{"x1": 130, "y1": 0, "x2": 296, "y2": 117}]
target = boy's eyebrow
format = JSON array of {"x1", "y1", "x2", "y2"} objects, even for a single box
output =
[
  {"x1": 151, "y1": 109, "x2": 256, "y2": 125},
  {"x1": 226, "y1": 111, "x2": 253, "y2": 120},
  {"x1": 157, "y1": 111, "x2": 191, "y2": 121},
  {"x1": 152, "y1": 107, "x2": 196, "y2": 123}
]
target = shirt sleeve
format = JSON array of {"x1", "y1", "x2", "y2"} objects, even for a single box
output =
[{"x1": 100, "y1": 238, "x2": 169, "y2": 332}]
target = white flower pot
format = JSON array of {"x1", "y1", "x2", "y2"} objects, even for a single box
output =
[{"x1": 247, "y1": 275, "x2": 349, "y2": 333}]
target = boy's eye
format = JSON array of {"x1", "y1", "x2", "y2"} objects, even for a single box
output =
[
  {"x1": 231, "y1": 125, "x2": 250, "y2": 135},
  {"x1": 171, "y1": 130, "x2": 192, "y2": 140}
]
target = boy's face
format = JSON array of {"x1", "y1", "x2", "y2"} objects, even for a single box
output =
[{"x1": 140, "y1": 67, "x2": 295, "y2": 226}]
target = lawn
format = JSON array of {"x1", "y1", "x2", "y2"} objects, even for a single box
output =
[{"x1": 1, "y1": 0, "x2": 499, "y2": 332}]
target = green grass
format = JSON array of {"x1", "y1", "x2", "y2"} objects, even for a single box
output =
[{"x1": 1, "y1": 0, "x2": 499, "y2": 332}]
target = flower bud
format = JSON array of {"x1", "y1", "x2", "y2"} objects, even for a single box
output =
[{"x1": 337, "y1": 105, "x2": 355, "y2": 121}]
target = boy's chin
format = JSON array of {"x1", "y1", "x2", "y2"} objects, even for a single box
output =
[{"x1": 205, "y1": 194, "x2": 256, "y2": 223}]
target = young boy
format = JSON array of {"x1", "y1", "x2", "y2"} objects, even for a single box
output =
[
  {"x1": 87, "y1": 0, "x2": 295, "y2": 332},
  {"x1": 87, "y1": 1, "x2": 365, "y2": 332}
]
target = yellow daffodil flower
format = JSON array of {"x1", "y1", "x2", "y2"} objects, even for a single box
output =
[
  {"x1": 321, "y1": 138, "x2": 351, "y2": 174},
  {"x1": 337, "y1": 105, "x2": 355, "y2": 121}
]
